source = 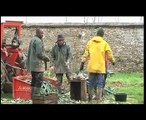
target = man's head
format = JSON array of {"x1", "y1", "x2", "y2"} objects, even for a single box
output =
[
  {"x1": 97, "y1": 27, "x2": 104, "y2": 37},
  {"x1": 57, "y1": 34, "x2": 65, "y2": 46},
  {"x1": 36, "y1": 28, "x2": 44, "y2": 39}
]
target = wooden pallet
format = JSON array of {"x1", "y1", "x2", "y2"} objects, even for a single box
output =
[{"x1": 32, "y1": 93, "x2": 58, "y2": 104}]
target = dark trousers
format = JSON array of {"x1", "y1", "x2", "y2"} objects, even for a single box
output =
[
  {"x1": 56, "y1": 73, "x2": 71, "y2": 93},
  {"x1": 31, "y1": 72, "x2": 43, "y2": 87},
  {"x1": 31, "y1": 72, "x2": 43, "y2": 98}
]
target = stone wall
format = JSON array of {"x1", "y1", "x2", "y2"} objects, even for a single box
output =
[{"x1": 4, "y1": 23, "x2": 144, "y2": 72}]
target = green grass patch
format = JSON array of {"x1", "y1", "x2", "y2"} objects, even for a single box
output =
[
  {"x1": 105, "y1": 72, "x2": 144, "y2": 104},
  {"x1": 1, "y1": 93, "x2": 12, "y2": 99}
]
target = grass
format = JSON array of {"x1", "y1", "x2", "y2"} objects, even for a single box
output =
[
  {"x1": 105, "y1": 72, "x2": 144, "y2": 104},
  {"x1": 1, "y1": 93, "x2": 12, "y2": 98}
]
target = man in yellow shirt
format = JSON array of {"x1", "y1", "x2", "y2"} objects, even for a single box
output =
[{"x1": 80, "y1": 27, "x2": 115, "y2": 102}]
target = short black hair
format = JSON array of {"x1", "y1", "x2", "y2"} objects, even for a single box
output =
[{"x1": 97, "y1": 27, "x2": 104, "y2": 37}]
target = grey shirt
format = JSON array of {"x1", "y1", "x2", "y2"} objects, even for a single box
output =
[
  {"x1": 51, "y1": 42, "x2": 72, "y2": 74},
  {"x1": 26, "y1": 36, "x2": 49, "y2": 72}
]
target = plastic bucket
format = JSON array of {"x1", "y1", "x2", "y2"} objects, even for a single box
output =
[{"x1": 114, "y1": 93, "x2": 127, "y2": 102}]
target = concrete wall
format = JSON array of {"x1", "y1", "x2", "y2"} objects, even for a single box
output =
[{"x1": 4, "y1": 23, "x2": 144, "y2": 72}]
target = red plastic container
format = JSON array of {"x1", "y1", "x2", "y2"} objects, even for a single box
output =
[
  {"x1": 12, "y1": 76, "x2": 31, "y2": 100},
  {"x1": 12, "y1": 75, "x2": 58, "y2": 100}
]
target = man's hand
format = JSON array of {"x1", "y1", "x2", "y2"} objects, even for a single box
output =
[
  {"x1": 65, "y1": 61, "x2": 70, "y2": 66},
  {"x1": 79, "y1": 62, "x2": 84, "y2": 71},
  {"x1": 50, "y1": 66, "x2": 55, "y2": 72}
]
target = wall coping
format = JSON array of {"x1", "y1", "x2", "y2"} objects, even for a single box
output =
[{"x1": 23, "y1": 23, "x2": 143, "y2": 28}]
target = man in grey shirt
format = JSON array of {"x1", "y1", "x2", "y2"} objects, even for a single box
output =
[
  {"x1": 26, "y1": 28, "x2": 49, "y2": 98},
  {"x1": 50, "y1": 34, "x2": 72, "y2": 94}
]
